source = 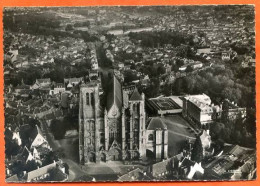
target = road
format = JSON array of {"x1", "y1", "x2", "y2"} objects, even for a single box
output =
[{"x1": 40, "y1": 120, "x2": 88, "y2": 181}]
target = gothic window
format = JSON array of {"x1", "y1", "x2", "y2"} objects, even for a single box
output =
[
  {"x1": 91, "y1": 93, "x2": 95, "y2": 106},
  {"x1": 100, "y1": 121, "x2": 104, "y2": 130},
  {"x1": 90, "y1": 121, "x2": 95, "y2": 131},
  {"x1": 86, "y1": 93, "x2": 90, "y2": 105},
  {"x1": 148, "y1": 134, "x2": 154, "y2": 141},
  {"x1": 134, "y1": 119, "x2": 139, "y2": 130}
]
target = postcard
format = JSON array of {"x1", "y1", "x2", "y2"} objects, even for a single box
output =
[{"x1": 3, "y1": 5, "x2": 256, "y2": 182}]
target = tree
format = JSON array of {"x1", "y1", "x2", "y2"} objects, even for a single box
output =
[
  {"x1": 42, "y1": 151, "x2": 59, "y2": 166},
  {"x1": 50, "y1": 119, "x2": 66, "y2": 140},
  {"x1": 186, "y1": 65, "x2": 193, "y2": 72},
  {"x1": 191, "y1": 136, "x2": 203, "y2": 163},
  {"x1": 65, "y1": 24, "x2": 73, "y2": 31},
  {"x1": 48, "y1": 167, "x2": 67, "y2": 181},
  {"x1": 5, "y1": 138, "x2": 20, "y2": 159},
  {"x1": 157, "y1": 66, "x2": 166, "y2": 75},
  {"x1": 25, "y1": 160, "x2": 40, "y2": 172},
  {"x1": 124, "y1": 70, "x2": 138, "y2": 83}
]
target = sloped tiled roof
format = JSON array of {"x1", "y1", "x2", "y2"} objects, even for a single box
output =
[
  {"x1": 36, "y1": 78, "x2": 51, "y2": 84},
  {"x1": 129, "y1": 88, "x2": 142, "y2": 101},
  {"x1": 26, "y1": 161, "x2": 57, "y2": 181},
  {"x1": 106, "y1": 75, "x2": 123, "y2": 111},
  {"x1": 6, "y1": 174, "x2": 19, "y2": 182},
  {"x1": 30, "y1": 125, "x2": 45, "y2": 144},
  {"x1": 147, "y1": 117, "x2": 167, "y2": 130}
]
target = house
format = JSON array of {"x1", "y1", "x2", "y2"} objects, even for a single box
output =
[
  {"x1": 222, "y1": 52, "x2": 231, "y2": 61},
  {"x1": 89, "y1": 70, "x2": 99, "y2": 80},
  {"x1": 192, "y1": 61, "x2": 203, "y2": 69},
  {"x1": 31, "y1": 79, "x2": 51, "y2": 90},
  {"x1": 149, "y1": 158, "x2": 172, "y2": 178},
  {"x1": 179, "y1": 65, "x2": 187, "y2": 71},
  {"x1": 6, "y1": 174, "x2": 19, "y2": 182},
  {"x1": 53, "y1": 83, "x2": 65, "y2": 95},
  {"x1": 221, "y1": 99, "x2": 247, "y2": 122},
  {"x1": 12, "y1": 130, "x2": 22, "y2": 146},
  {"x1": 204, "y1": 145, "x2": 256, "y2": 180},
  {"x1": 178, "y1": 158, "x2": 204, "y2": 180},
  {"x1": 29, "y1": 125, "x2": 49, "y2": 150},
  {"x1": 197, "y1": 47, "x2": 211, "y2": 54},
  {"x1": 21, "y1": 146, "x2": 34, "y2": 163},
  {"x1": 5, "y1": 49, "x2": 18, "y2": 63},
  {"x1": 64, "y1": 77, "x2": 83, "y2": 89},
  {"x1": 117, "y1": 168, "x2": 151, "y2": 181},
  {"x1": 24, "y1": 160, "x2": 66, "y2": 182}
]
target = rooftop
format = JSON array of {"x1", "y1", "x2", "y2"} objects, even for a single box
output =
[{"x1": 147, "y1": 117, "x2": 167, "y2": 130}]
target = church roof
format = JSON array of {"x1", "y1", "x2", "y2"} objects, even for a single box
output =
[
  {"x1": 147, "y1": 117, "x2": 167, "y2": 130},
  {"x1": 106, "y1": 75, "x2": 123, "y2": 111},
  {"x1": 129, "y1": 88, "x2": 142, "y2": 101}
]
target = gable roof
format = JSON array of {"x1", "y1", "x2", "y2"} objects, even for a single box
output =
[
  {"x1": 21, "y1": 146, "x2": 33, "y2": 161},
  {"x1": 26, "y1": 161, "x2": 57, "y2": 181},
  {"x1": 117, "y1": 168, "x2": 151, "y2": 181},
  {"x1": 6, "y1": 174, "x2": 19, "y2": 182},
  {"x1": 129, "y1": 88, "x2": 142, "y2": 101},
  {"x1": 36, "y1": 78, "x2": 51, "y2": 84},
  {"x1": 106, "y1": 75, "x2": 123, "y2": 111},
  {"x1": 29, "y1": 125, "x2": 45, "y2": 147},
  {"x1": 147, "y1": 117, "x2": 167, "y2": 130}
]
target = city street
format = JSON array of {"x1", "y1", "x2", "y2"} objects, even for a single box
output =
[{"x1": 40, "y1": 120, "x2": 88, "y2": 181}]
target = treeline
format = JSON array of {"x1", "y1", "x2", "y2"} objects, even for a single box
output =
[
  {"x1": 50, "y1": 115, "x2": 78, "y2": 140},
  {"x1": 7, "y1": 58, "x2": 92, "y2": 86},
  {"x1": 210, "y1": 110, "x2": 256, "y2": 148},
  {"x1": 4, "y1": 12, "x2": 98, "y2": 42},
  {"x1": 129, "y1": 31, "x2": 194, "y2": 48},
  {"x1": 171, "y1": 65, "x2": 255, "y2": 108}
]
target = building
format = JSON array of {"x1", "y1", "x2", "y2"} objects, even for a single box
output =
[
  {"x1": 204, "y1": 145, "x2": 256, "y2": 180},
  {"x1": 52, "y1": 83, "x2": 65, "y2": 95},
  {"x1": 31, "y1": 79, "x2": 51, "y2": 90},
  {"x1": 29, "y1": 125, "x2": 50, "y2": 150},
  {"x1": 146, "y1": 96, "x2": 183, "y2": 116},
  {"x1": 117, "y1": 168, "x2": 151, "y2": 181},
  {"x1": 196, "y1": 47, "x2": 211, "y2": 54},
  {"x1": 79, "y1": 74, "x2": 167, "y2": 164},
  {"x1": 146, "y1": 118, "x2": 168, "y2": 160},
  {"x1": 221, "y1": 99, "x2": 247, "y2": 122},
  {"x1": 64, "y1": 77, "x2": 83, "y2": 89},
  {"x1": 182, "y1": 94, "x2": 219, "y2": 126},
  {"x1": 24, "y1": 160, "x2": 66, "y2": 182},
  {"x1": 222, "y1": 52, "x2": 231, "y2": 61}
]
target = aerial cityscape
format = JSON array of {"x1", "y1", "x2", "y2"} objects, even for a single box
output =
[{"x1": 3, "y1": 5, "x2": 256, "y2": 182}]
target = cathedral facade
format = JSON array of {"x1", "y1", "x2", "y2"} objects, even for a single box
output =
[{"x1": 79, "y1": 74, "x2": 167, "y2": 164}]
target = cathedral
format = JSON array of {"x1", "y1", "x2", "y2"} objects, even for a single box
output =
[{"x1": 79, "y1": 73, "x2": 168, "y2": 164}]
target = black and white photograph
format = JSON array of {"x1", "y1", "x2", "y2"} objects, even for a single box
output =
[{"x1": 3, "y1": 5, "x2": 256, "y2": 182}]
